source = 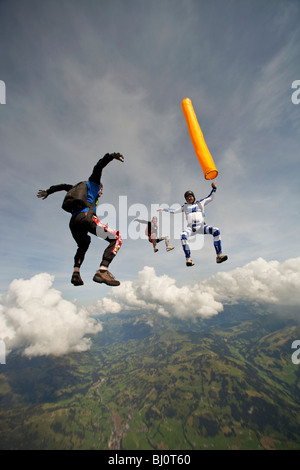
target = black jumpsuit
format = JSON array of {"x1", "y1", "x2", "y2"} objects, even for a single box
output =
[{"x1": 46, "y1": 154, "x2": 122, "y2": 269}]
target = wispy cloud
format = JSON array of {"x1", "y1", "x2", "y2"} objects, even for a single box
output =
[{"x1": 247, "y1": 36, "x2": 300, "y2": 131}]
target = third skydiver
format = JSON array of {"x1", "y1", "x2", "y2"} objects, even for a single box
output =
[{"x1": 134, "y1": 216, "x2": 174, "y2": 253}]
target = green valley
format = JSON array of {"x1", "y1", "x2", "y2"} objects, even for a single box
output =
[{"x1": 0, "y1": 305, "x2": 299, "y2": 450}]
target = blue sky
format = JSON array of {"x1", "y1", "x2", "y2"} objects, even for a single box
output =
[{"x1": 0, "y1": 0, "x2": 300, "y2": 347}]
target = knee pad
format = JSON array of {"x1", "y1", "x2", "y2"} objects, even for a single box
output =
[{"x1": 181, "y1": 232, "x2": 188, "y2": 241}]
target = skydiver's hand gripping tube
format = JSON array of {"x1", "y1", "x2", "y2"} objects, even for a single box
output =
[{"x1": 110, "y1": 152, "x2": 124, "y2": 162}]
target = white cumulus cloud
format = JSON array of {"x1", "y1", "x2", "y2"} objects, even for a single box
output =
[
  {"x1": 95, "y1": 265, "x2": 223, "y2": 319},
  {"x1": 94, "y1": 257, "x2": 300, "y2": 320},
  {"x1": 207, "y1": 257, "x2": 300, "y2": 306},
  {"x1": 0, "y1": 273, "x2": 103, "y2": 358}
]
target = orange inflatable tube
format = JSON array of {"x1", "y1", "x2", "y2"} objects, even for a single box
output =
[{"x1": 181, "y1": 98, "x2": 218, "y2": 180}]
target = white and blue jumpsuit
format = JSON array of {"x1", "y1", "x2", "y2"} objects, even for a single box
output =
[{"x1": 162, "y1": 188, "x2": 222, "y2": 259}]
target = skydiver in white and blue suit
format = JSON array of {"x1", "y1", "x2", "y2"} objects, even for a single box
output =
[{"x1": 158, "y1": 182, "x2": 228, "y2": 267}]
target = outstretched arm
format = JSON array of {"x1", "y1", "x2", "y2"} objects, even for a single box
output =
[
  {"x1": 89, "y1": 152, "x2": 124, "y2": 185},
  {"x1": 37, "y1": 184, "x2": 73, "y2": 199},
  {"x1": 157, "y1": 206, "x2": 183, "y2": 215},
  {"x1": 200, "y1": 182, "x2": 217, "y2": 206},
  {"x1": 134, "y1": 218, "x2": 148, "y2": 224}
]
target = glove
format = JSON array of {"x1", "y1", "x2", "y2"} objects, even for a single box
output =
[
  {"x1": 37, "y1": 189, "x2": 48, "y2": 199},
  {"x1": 111, "y1": 152, "x2": 124, "y2": 162}
]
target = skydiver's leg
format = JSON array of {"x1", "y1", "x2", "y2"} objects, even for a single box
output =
[
  {"x1": 69, "y1": 213, "x2": 92, "y2": 285},
  {"x1": 203, "y1": 225, "x2": 228, "y2": 263},
  {"x1": 203, "y1": 225, "x2": 222, "y2": 254},
  {"x1": 91, "y1": 217, "x2": 122, "y2": 267},
  {"x1": 73, "y1": 235, "x2": 91, "y2": 267},
  {"x1": 149, "y1": 235, "x2": 158, "y2": 252},
  {"x1": 92, "y1": 216, "x2": 122, "y2": 286},
  {"x1": 181, "y1": 228, "x2": 194, "y2": 266},
  {"x1": 158, "y1": 236, "x2": 174, "y2": 251}
]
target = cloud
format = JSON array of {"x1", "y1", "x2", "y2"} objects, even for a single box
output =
[
  {"x1": 209, "y1": 257, "x2": 300, "y2": 306},
  {"x1": 95, "y1": 265, "x2": 224, "y2": 320},
  {"x1": 0, "y1": 273, "x2": 102, "y2": 358},
  {"x1": 1, "y1": 258, "x2": 299, "y2": 360},
  {"x1": 248, "y1": 35, "x2": 299, "y2": 131},
  {"x1": 94, "y1": 257, "x2": 300, "y2": 320}
]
